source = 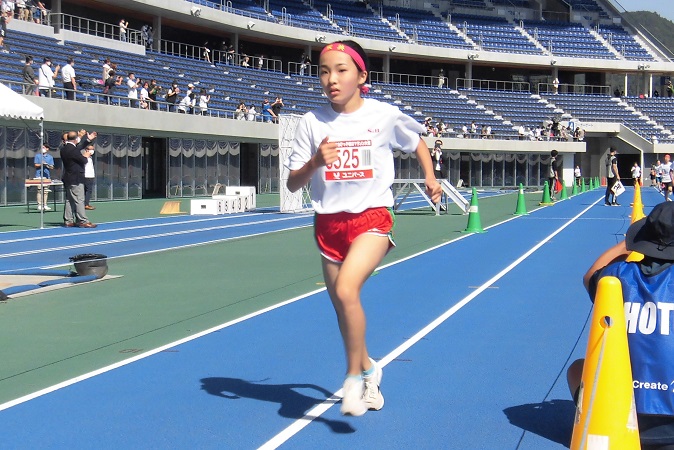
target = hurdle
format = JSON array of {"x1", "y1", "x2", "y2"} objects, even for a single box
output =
[{"x1": 393, "y1": 179, "x2": 470, "y2": 215}]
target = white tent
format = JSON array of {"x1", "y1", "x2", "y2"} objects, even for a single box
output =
[
  {"x1": 0, "y1": 83, "x2": 46, "y2": 227},
  {"x1": 0, "y1": 82, "x2": 44, "y2": 121}
]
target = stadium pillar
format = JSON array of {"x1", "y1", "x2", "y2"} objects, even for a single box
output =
[
  {"x1": 152, "y1": 16, "x2": 162, "y2": 52},
  {"x1": 52, "y1": 0, "x2": 62, "y2": 33},
  {"x1": 465, "y1": 61, "x2": 473, "y2": 87},
  {"x1": 383, "y1": 55, "x2": 390, "y2": 84}
]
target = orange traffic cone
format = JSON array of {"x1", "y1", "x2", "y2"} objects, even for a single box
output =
[{"x1": 570, "y1": 276, "x2": 640, "y2": 450}]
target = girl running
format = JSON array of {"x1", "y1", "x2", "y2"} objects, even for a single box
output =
[{"x1": 285, "y1": 40, "x2": 442, "y2": 416}]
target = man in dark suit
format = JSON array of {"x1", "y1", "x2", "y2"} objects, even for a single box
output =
[{"x1": 61, "y1": 130, "x2": 97, "y2": 228}]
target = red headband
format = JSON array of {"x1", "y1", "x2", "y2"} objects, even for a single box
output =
[{"x1": 320, "y1": 43, "x2": 369, "y2": 94}]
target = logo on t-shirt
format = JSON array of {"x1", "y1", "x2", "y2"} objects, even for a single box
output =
[{"x1": 325, "y1": 140, "x2": 373, "y2": 181}]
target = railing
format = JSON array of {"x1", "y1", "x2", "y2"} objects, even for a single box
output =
[
  {"x1": 457, "y1": 78, "x2": 531, "y2": 92},
  {"x1": 287, "y1": 61, "x2": 318, "y2": 77},
  {"x1": 537, "y1": 82, "x2": 611, "y2": 96},
  {"x1": 50, "y1": 13, "x2": 142, "y2": 45},
  {"x1": 186, "y1": 0, "x2": 275, "y2": 23},
  {"x1": 370, "y1": 71, "x2": 438, "y2": 87},
  {"x1": 2, "y1": 79, "x2": 270, "y2": 122},
  {"x1": 159, "y1": 40, "x2": 283, "y2": 71}
]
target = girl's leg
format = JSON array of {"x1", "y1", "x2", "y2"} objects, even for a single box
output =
[{"x1": 322, "y1": 233, "x2": 390, "y2": 376}]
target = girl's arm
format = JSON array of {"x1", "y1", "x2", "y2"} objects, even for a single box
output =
[
  {"x1": 287, "y1": 136, "x2": 337, "y2": 193},
  {"x1": 582, "y1": 240, "x2": 629, "y2": 292},
  {"x1": 415, "y1": 139, "x2": 442, "y2": 202}
]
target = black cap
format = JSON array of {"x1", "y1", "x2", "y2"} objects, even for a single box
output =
[{"x1": 626, "y1": 202, "x2": 674, "y2": 260}]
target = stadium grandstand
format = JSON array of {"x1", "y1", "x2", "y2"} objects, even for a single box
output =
[{"x1": 1, "y1": 0, "x2": 673, "y2": 206}]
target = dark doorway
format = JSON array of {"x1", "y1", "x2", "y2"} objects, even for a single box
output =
[
  {"x1": 240, "y1": 143, "x2": 259, "y2": 188},
  {"x1": 142, "y1": 137, "x2": 167, "y2": 198}
]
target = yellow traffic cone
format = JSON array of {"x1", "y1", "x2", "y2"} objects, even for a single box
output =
[
  {"x1": 631, "y1": 182, "x2": 645, "y2": 224},
  {"x1": 570, "y1": 276, "x2": 640, "y2": 450}
]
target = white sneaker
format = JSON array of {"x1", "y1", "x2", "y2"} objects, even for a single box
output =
[
  {"x1": 43, "y1": 205, "x2": 52, "y2": 211},
  {"x1": 340, "y1": 377, "x2": 367, "y2": 416},
  {"x1": 363, "y1": 358, "x2": 384, "y2": 411},
  {"x1": 36, "y1": 205, "x2": 43, "y2": 211}
]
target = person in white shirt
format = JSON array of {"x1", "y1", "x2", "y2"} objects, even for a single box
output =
[
  {"x1": 139, "y1": 81, "x2": 149, "y2": 109},
  {"x1": 574, "y1": 165, "x2": 581, "y2": 186},
  {"x1": 61, "y1": 57, "x2": 76, "y2": 100},
  {"x1": 660, "y1": 154, "x2": 673, "y2": 201},
  {"x1": 38, "y1": 57, "x2": 59, "y2": 97},
  {"x1": 285, "y1": 40, "x2": 441, "y2": 418},
  {"x1": 126, "y1": 72, "x2": 139, "y2": 107},
  {"x1": 247, "y1": 104, "x2": 256, "y2": 121},
  {"x1": 631, "y1": 162, "x2": 642, "y2": 187},
  {"x1": 102, "y1": 58, "x2": 111, "y2": 82},
  {"x1": 83, "y1": 144, "x2": 96, "y2": 210},
  {"x1": 177, "y1": 92, "x2": 195, "y2": 114},
  {"x1": 119, "y1": 19, "x2": 128, "y2": 42},
  {"x1": 197, "y1": 88, "x2": 210, "y2": 115}
]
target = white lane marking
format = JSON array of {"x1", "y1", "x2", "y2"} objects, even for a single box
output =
[
  {"x1": 257, "y1": 197, "x2": 602, "y2": 450},
  {"x1": 0, "y1": 192, "x2": 566, "y2": 416},
  {"x1": 0, "y1": 215, "x2": 311, "y2": 259}
]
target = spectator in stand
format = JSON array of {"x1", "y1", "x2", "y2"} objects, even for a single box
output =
[
  {"x1": 197, "y1": 88, "x2": 210, "y2": 115},
  {"x1": 518, "y1": 124, "x2": 525, "y2": 140},
  {"x1": 33, "y1": 1, "x2": 46, "y2": 24},
  {"x1": 552, "y1": 77, "x2": 559, "y2": 94},
  {"x1": 185, "y1": 83, "x2": 195, "y2": 114},
  {"x1": 145, "y1": 26, "x2": 153, "y2": 49},
  {"x1": 437, "y1": 69, "x2": 445, "y2": 89},
  {"x1": 139, "y1": 81, "x2": 150, "y2": 109},
  {"x1": 119, "y1": 19, "x2": 128, "y2": 42},
  {"x1": 226, "y1": 45, "x2": 235, "y2": 65},
  {"x1": 37, "y1": 56, "x2": 58, "y2": 97},
  {"x1": 613, "y1": 87, "x2": 621, "y2": 98},
  {"x1": 0, "y1": 9, "x2": 9, "y2": 48},
  {"x1": 102, "y1": 70, "x2": 122, "y2": 104},
  {"x1": 83, "y1": 144, "x2": 96, "y2": 210},
  {"x1": 61, "y1": 57, "x2": 77, "y2": 100},
  {"x1": 165, "y1": 81, "x2": 179, "y2": 112},
  {"x1": 235, "y1": 101, "x2": 247, "y2": 120},
  {"x1": 480, "y1": 125, "x2": 488, "y2": 139},
  {"x1": 22, "y1": 55, "x2": 38, "y2": 95},
  {"x1": 15, "y1": 0, "x2": 24, "y2": 20},
  {"x1": 470, "y1": 120, "x2": 477, "y2": 138},
  {"x1": 203, "y1": 41, "x2": 211, "y2": 64},
  {"x1": 141, "y1": 24, "x2": 150, "y2": 48},
  {"x1": 653, "y1": 89, "x2": 660, "y2": 98},
  {"x1": 126, "y1": 72, "x2": 140, "y2": 107},
  {"x1": 299, "y1": 52, "x2": 311, "y2": 76},
  {"x1": 460, "y1": 124, "x2": 468, "y2": 138},
  {"x1": 247, "y1": 103, "x2": 257, "y2": 121},
  {"x1": 257, "y1": 55, "x2": 264, "y2": 70},
  {"x1": 241, "y1": 55, "x2": 250, "y2": 68},
  {"x1": 102, "y1": 58, "x2": 111, "y2": 82},
  {"x1": 261, "y1": 98, "x2": 275, "y2": 123},
  {"x1": 666, "y1": 80, "x2": 674, "y2": 98},
  {"x1": 177, "y1": 91, "x2": 195, "y2": 114},
  {"x1": 271, "y1": 96, "x2": 283, "y2": 123},
  {"x1": 148, "y1": 79, "x2": 161, "y2": 111}
]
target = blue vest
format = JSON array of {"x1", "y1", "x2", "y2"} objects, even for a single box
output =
[{"x1": 600, "y1": 262, "x2": 674, "y2": 416}]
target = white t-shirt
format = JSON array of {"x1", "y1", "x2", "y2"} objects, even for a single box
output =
[
  {"x1": 61, "y1": 64, "x2": 75, "y2": 83},
  {"x1": 661, "y1": 162, "x2": 673, "y2": 183},
  {"x1": 286, "y1": 98, "x2": 424, "y2": 214},
  {"x1": 38, "y1": 63, "x2": 55, "y2": 88},
  {"x1": 127, "y1": 78, "x2": 137, "y2": 99},
  {"x1": 631, "y1": 165, "x2": 641, "y2": 178}
]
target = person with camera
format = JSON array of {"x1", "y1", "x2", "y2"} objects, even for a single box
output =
[
  {"x1": 148, "y1": 79, "x2": 161, "y2": 111},
  {"x1": 61, "y1": 130, "x2": 97, "y2": 228},
  {"x1": 102, "y1": 70, "x2": 122, "y2": 105},
  {"x1": 165, "y1": 81, "x2": 179, "y2": 112}
]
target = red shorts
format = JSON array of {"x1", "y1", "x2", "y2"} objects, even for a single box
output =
[{"x1": 314, "y1": 207, "x2": 395, "y2": 263}]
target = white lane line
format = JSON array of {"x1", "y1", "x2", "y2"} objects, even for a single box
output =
[
  {"x1": 0, "y1": 193, "x2": 574, "y2": 414},
  {"x1": 0, "y1": 288, "x2": 325, "y2": 412},
  {"x1": 0, "y1": 215, "x2": 311, "y2": 259},
  {"x1": 0, "y1": 212, "x2": 308, "y2": 245},
  {"x1": 257, "y1": 196, "x2": 603, "y2": 450}
]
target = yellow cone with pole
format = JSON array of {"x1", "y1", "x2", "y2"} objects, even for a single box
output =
[
  {"x1": 463, "y1": 188, "x2": 485, "y2": 233},
  {"x1": 631, "y1": 182, "x2": 645, "y2": 224},
  {"x1": 514, "y1": 183, "x2": 527, "y2": 215},
  {"x1": 570, "y1": 276, "x2": 640, "y2": 450}
]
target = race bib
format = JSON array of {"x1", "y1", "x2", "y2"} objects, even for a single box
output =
[{"x1": 324, "y1": 140, "x2": 373, "y2": 182}]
